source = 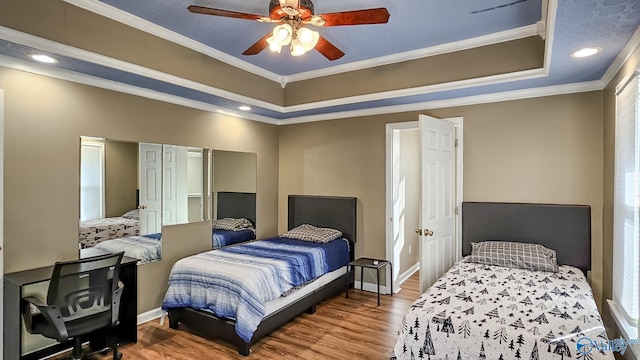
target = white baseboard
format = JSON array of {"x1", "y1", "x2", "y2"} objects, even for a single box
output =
[
  {"x1": 398, "y1": 263, "x2": 420, "y2": 288},
  {"x1": 353, "y1": 280, "x2": 388, "y2": 295},
  {"x1": 137, "y1": 307, "x2": 163, "y2": 325}
]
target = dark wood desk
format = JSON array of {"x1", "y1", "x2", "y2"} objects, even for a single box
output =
[{"x1": 3, "y1": 256, "x2": 138, "y2": 360}]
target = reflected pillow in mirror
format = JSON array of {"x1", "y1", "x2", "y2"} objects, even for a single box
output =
[
  {"x1": 213, "y1": 217, "x2": 254, "y2": 231},
  {"x1": 121, "y1": 209, "x2": 139, "y2": 220},
  {"x1": 281, "y1": 224, "x2": 342, "y2": 244},
  {"x1": 468, "y1": 241, "x2": 559, "y2": 272}
]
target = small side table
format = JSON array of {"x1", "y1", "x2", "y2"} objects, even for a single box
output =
[{"x1": 346, "y1": 257, "x2": 393, "y2": 306}]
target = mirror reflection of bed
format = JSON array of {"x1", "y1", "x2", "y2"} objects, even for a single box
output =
[
  {"x1": 79, "y1": 137, "x2": 208, "y2": 264},
  {"x1": 211, "y1": 150, "x2": 257, "y2": 249}
]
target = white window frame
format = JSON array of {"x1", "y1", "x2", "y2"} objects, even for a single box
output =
[
  {"x1": 80, "y1": 140, "x2": 105, "y2": 221},
  {"x1": 608, "y1": 70, "x2": 640, "y2": 355}
]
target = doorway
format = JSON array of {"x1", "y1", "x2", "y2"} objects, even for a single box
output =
[{"x1": 385, "y1": 116, "x2": 463, "y2": 294}]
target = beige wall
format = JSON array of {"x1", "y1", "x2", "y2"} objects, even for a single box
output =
[
  {"x1": 1, "y1": 66, "x2": 279, "y2": 313},
  {"x1": 278, "y1": 92, "x2": 604, "y2": 305},
  {"x1": 104, "y1": 140, "x2": 138, "y2": 218},
  {"x1": 213, "y1": 150, "x2": 258, "y2": 193}
]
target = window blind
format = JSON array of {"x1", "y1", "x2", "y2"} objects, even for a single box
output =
[
  {"x1": 80, "y1": 142, "x2": 105, "y2": 222},
  {"x1": 613, "y1": 74, "x2": 640, "y2": 325}
]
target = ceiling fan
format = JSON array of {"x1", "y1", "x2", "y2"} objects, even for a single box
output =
[{"x1": 188, "y1": 0, "x2": 390, "y2": 60}]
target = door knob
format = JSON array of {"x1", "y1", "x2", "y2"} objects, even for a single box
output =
[
  {"x1": 424, "y1": 229, "x2": 434, "y2": 236},
  {"x1": 415, "y1": 229, "x2": 423, "y2": 236},
  {"x1": 138, "y1": 205, "x2": 147, "y2": 209}
]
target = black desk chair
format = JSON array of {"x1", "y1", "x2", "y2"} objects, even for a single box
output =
[{"x1": 21, "y1": 252, "x2": 125, "y2": 360}]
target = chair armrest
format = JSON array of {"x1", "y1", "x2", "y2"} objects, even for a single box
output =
[
  {"x1": 21, "y1": 296, "x2": 45, "y2": 333},
  {"x1": 22, "y1": 296, "x2": 69, "y2": 342}
]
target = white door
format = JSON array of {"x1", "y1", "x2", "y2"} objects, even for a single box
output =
[
  {"x1": 162, "y1": 145, "x2": 189, "y2": 226},
  {"x1": 419, "y1": 115, "x2": 457, "y2": 292},
  {"x1": 139, "y1": 143, "x2": 162, "y2": 234},
  {"x1": 162, "y1": 145, "x2": 177, "y2": 226},
  {"x1": 0, "y1": 89, "x2": 5, "y2": 356}
]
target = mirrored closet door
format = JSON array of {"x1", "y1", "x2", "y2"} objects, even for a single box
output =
[
  {"x1": 79, "y1": 137, "x2": 209, "y2": 264},
  {"x1": 211, "y1": 150, "x2": 257, "y2": 249}
]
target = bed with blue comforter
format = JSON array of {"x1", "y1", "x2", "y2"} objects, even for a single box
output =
[
  {"x1": 212, "y1": 228, "x2": 256, "y2": 249},
  {"x1": 162, "y1": 236, "x2": 349, "y2": 343},
  {"x1": 93, "y1": 233, "x2": 162, "y2": 263}
]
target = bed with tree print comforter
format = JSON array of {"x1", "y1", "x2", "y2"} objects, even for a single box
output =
[{"x1": 391, "y1": 258, "x2": 615, "y2": 360}]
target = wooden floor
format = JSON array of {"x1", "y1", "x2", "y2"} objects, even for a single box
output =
[{"x1": 69, "y1": 272, "x2": 420, "y2": 360}]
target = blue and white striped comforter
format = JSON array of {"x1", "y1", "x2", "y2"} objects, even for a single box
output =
[
  {"x1": 93, "y1": 234, "x2": 162, "y2": 263},
  {"x1": 162, "y1": 237, "x2": 349, "y2": 343}
]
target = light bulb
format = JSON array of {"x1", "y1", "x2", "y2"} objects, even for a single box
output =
[
  {"x1": 290, "y1": 38, "x2": 306, "y2": 56},
  {"x1": 570, "y1": 47, "x2": 602, "y2": 58},
  {"x1": 272, "y1": 24, "x2": 292, "y2": 45},
  {"x1": 29, "y1": 54, "x2": 58, "y2": 63},
  {"x1": 296, "y1": 27, "x2": 319, "y2": 51},
  {"x1": 267, "y1": 36, "x2": 283, "y2": 53}
]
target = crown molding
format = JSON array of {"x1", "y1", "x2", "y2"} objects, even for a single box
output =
[
  {"x1": 0, "y1": 26, "x2": 551, "y2": 115},
  {"x1": 601, "y1": 24, "x2": 640, "y2": 88},
  {"x1": 63, "y1": 0, "x2": 542, "y2": 87},
  {"x1": 0, "y1": 53, "x2": 280, "y2": 125},
  {"x1": 282, "y1": 68, "x2": 546, "y2": 113},
  {"x1": 283, "y1": 24, "x2": 539, "y2": 84},
  {"x1": 0, "y1": 50, "x2": 605, "y2": 127},
  {"x1": 278, "y1": 80, "x2": 604, "y2": 124},
  {"x1": 0, "y1": 26, "x2": 285, "y2": 113},
  {"x1": 63, "y1": 0, "x2": 284, "y2": 84},
  {"x1": 542, "y1": 0, "x2": 558, "y2": 74}
]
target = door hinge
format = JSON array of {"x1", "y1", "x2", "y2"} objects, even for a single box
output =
[
  {"x1": 455, "y1": 139, "x2": 458, "y2": 148},
  {"x1": 455, "y1": 206, "x2": 459, "y2": 215}
]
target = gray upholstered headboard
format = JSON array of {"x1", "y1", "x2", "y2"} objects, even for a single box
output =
[
  {"x1": 462, "y1": 202, "x2": 591, "y2": 273},
  {"x1": 216, "y1": 192, "x2": 257, "y2": 226},
  {"x1": 288, "y1": 195, "x2": 357, "y2": 261}
]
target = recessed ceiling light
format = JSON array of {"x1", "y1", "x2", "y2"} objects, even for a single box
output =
[
  {"x1": 239, "y1": 105, "x2": 252, "y2": 111},
  {"x1": 570, "y1": 47, "x2": 602, "y2": 58},
  {"x1": 29, "y1": 54, "x2": 58, "y2": 63}
]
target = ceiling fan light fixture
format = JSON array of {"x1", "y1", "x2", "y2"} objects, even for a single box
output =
[
  {"x1": 297, "y1": 27, "x2": 319, "y2": 51},
  {"x1": 266, "y1": 35, "x2": 283, "y2": 53},
  {"x1": 290, "y1": 38, "x2": 307, "y2": 56},
  {"x1": 273, "y1": 23, "x2": 293, "y2": 45}
]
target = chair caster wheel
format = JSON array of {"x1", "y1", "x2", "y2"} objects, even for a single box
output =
[{"x1": 114, "y1": 351, "x2": 123, "y2": 360}]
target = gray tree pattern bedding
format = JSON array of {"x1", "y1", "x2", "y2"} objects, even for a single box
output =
[
  {"x1": 79, "y1": 217, "x2": 139, "y2": 248},
  {"x1": 391, "y1": 258, "x2": 614, "y2": 360}
]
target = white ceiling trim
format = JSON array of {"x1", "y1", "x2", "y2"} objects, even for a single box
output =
[
  {"x1": 0, "y1": 53, "x2": 280, "y2": 124},
  {"x1": 541, "y1": 0, "x2": 557, "y2": 74},
  {"x1": 282, "y1": 68, "x2": 546, "y2": 113},
  {"x1": 278, "y1": 80, "x2": 604, "y2": 124},
  {"x1": 63, "y1": 0, "x2": 284, "y2": 84},
  {"x1": 0, "y1": 26, "x2": 551, "y2": 114},
  {"x1": 601, "y1": 25, "x2": 640, "y2": 88},
  {"x1": 62, "y1": 0, "x2": 544, "y2": 86},
  {"x1": 283, "y1": 24, "x2": 539, "y2": 84},
  {"x1": 0, "y1": 51, "x2": 605, "y2": 126},
  {"x1": 0, "y1": 26, "x2": 286, "y2": 113}
]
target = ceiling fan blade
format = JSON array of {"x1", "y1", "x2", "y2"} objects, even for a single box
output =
[
  {"x1": 315, "y1": 36, "x2": 345, "y2": 61},
  {"x1": 318, "y1": 8, "x2": 390, "y2": 26},
  {"x1": 242, "y1": 32, "x2": 272, "y2": 56},
  {"x1": 188, "y1": 5, "x2": 264, "y2": 21}
]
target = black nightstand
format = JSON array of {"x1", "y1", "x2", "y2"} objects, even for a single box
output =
[{"x1": 346, "y1": 257, "x2": 393, "y2": 306}]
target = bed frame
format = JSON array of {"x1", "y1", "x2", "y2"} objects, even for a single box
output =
[
  {"x1": 461, "y1": 202, "x2": 591, "y2": 274},
  {"x1": 168, "y1": 195, "x2": 357, "y2": 356},
  {"x1": 216, "y1": 191, "x2": 257, "y2": 226}
]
